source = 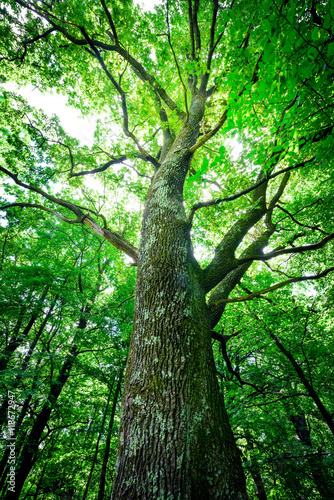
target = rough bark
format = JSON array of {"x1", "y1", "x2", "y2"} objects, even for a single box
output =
[{"x1": 112, "y1": 95, "x2": 248, "y2": 499}]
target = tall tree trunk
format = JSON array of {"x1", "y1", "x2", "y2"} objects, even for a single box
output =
[
  {"x1": 245, "y1": 436, "x2": 268, "y2": 500},
  {"x1": 112, "y1": 96, "x2": 248, "y2": 499},
  {"x1": 31, "y1": 463, "x2": 47, "y2": 500},
  {"x1": 0, "y1": 354, "x2": 44, "y2": 494},
  {"x1": 98, "y1": 369, "x2": 124, "y2": 500}
]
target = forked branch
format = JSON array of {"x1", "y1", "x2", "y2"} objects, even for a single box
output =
[
  {"x1": 237, "y1": 233, "x2": 334, "y2": 266},
  {"x1": 188, "y1": 157, "x2": 316, "y2": 222},
  {"x1": 211, "y1": 266, "x2": 334, "y2": 306}
]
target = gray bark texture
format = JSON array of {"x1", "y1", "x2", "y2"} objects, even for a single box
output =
[{"x1": 112, "y1": 95, "x2": 248, "y2": 499}]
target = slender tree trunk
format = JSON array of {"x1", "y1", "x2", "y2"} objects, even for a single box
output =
[
  {"x1": 245, "y1": 436, "x2": 268, "y2": 500},
  {"x1": 3, "y1": 349, "x2": 77, "y2": 499},
  {"x1": 4, "y1": 299, "x2": 29, "y2": 344},
  {"x1": 82, "y1": 383, "x2": 114, "y2": 500},
  {"x1": 98, "y1": 370, "x2": 124, "y2": 500},
  {"x1": 3, "y1": 313, "x2": 87, "y2": 500},
  {"x1": 112, "y1": 95, "x2": 248, "y2": 499},
  {"x1": 0, "y1": 354, "x2": 44, "y2": 493},
  {"x1": 32, "y1": 463, "x2": 47, "y2": 500},
  {"x1": 291, "y1": 412, "x2": 334, "y2": 499},
  {"x1": 0, "y1": 299, "x2": 57, "y2": 429},
  {"x1": 0, "y1": 287, "x2": 49, "y2": 371},
  {"x1": 272, "y1": 334, "x2": 334, "y2": 436}
]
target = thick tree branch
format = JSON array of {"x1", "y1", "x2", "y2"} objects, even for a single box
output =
[
  {"x1": 237, "y1": 233, "x2": 334, "y2": 266},
  {"x1": 188, "y1": 157, "x2": 316, "y2": 222},
  {"x1": 71, "y1": 153, "x2": 158, "y2": 177},
  {"x1": 201, "y1": 0, "x2": 234, "y2": 92},
  {"x1": 157, "y1": 109, "x2": 176, "y2": 164},
  {"x1": 212, "y1": 266, "x2": 334, "y2": 306},
  {"x1": 187, "y1": 0, "x2": 196, "y2": 64},
  {"x1": 70, "y1": 155, "x2": 127, "y2": 177},
  {"x1": 202, "y1": 167, "x2": 269, "y2": 293},
  {"x1": 0, "y1": 166, "x2": 139, "y2": 261},
  {"x1": 189, "y1": 110, "x2": 228, "y2": 153},
  {"x1": 0, "y1": 202, "x2": 82, "y2": 223},
  {"x1": 207, "y1": 230, "x2": 272, "y2": 325},
  {"x1": 205, "y1": 168, "x2": 292, "y2": 312},
  {"x1": 0, "y1": 27, "x2": 55, "y2": 64},
  {"x1": 99, "y1": 0, "x2": 119, "y2": 44},
  {"x1": 208, "y1": 0, "x2": 219, "y2": 67},
  {"x1": 188, "y1": 0, "x2": 201, "y2": 58}
]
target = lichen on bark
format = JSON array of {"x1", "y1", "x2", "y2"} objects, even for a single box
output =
[{"x1": 112, "y1": 103, "x2": 248, "y2": 499}]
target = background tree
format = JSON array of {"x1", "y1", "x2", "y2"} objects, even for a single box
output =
[
  {"x1": 0, "y1": 207, "x2": 132, "y2": 499},
  {"x1": 1, "y1": 0, "x2": 334, "y2": 499}
]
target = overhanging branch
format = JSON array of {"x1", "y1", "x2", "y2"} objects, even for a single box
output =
[
  {"x1": 0, "y1": 202, "x2": 82, "y2": 224},
  {"x1": 188, "y1": 157, "x2": 316, "y2": 222},
  {"x1": 0, "y1": 166, "x2": 139, "y2": 262},
  {"x1": 15, "y1": 0, "x2": 186, "y2": 120},
  {"x1": 212, "y1": 266, "x2": 334, "y2": 306},
  {"x1": 237, "y1": 233, "x2": 334, "y2": 266}
]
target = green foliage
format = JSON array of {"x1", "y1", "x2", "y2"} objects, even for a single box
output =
[{"x1": 0, "y1": 0, "x2": 334, "y2": 498}]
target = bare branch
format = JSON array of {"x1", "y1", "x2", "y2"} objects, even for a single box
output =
[{"x1": 276, "y1": 204, "x2": 329, "y2": 235}]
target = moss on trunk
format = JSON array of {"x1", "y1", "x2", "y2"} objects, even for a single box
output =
[{"x1": 112, "y1": 119, "x2": 248, "y2": 499}]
